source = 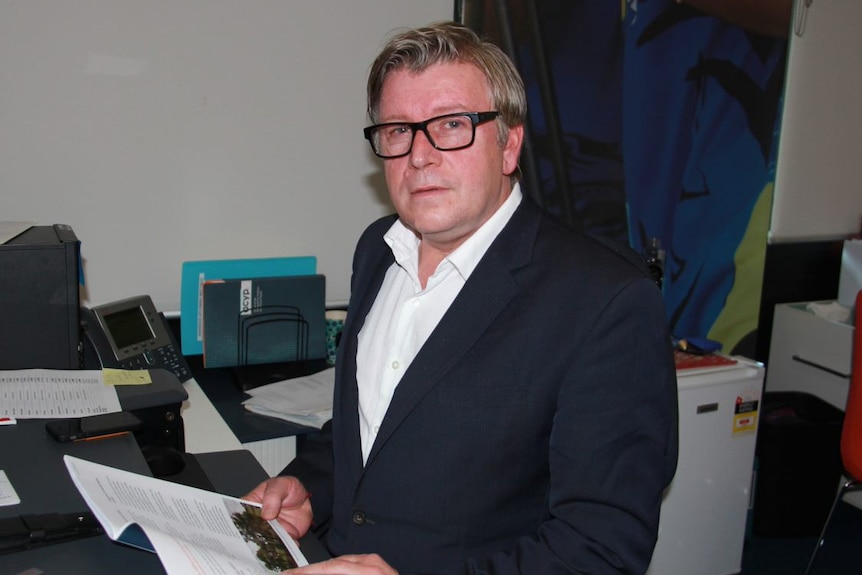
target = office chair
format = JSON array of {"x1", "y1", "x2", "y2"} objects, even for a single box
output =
[{"x1": 805, "y1": 289, "x2": 862, "y2": 575}]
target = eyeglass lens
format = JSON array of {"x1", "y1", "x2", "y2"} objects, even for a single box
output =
[{"x1": 373, "y1": 114, "x2": 477, "y2": 158}]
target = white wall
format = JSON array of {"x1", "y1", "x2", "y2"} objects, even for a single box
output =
[
  {"x1": 769, "y1": 0, "x2": 862, "y2": 242},
  {"x1": 0, "y1": 0, "x2": 452, "y2": 313}
]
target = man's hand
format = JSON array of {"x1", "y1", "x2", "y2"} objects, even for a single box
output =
[
  {"x1": 243, "y1": 476, "x2": 313, "y2": 540},
  {"x1": 287, "y1": 554, "x2": 398, "y2": 575}
]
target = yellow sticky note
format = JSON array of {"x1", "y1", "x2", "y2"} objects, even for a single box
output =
[{"x1": 102, "y1": 369, "x2": 153, "y2": 386}]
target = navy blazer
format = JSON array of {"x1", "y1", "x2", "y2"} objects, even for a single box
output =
[{"x1": 285, "y1": 197, "x2": 678, "y2": 574}]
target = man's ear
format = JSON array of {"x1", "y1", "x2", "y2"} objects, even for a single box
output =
[{"x1": 502, "y1": 124, "x2": 524, "y2": 176}]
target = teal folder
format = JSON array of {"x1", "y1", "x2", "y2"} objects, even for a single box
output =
[{"x1": 180, "y1": 256, "x2": 316, "y2": 356}]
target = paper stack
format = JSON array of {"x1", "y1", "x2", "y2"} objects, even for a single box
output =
[{"x1": 242, "y1": 368, "x2": 335, "y2": 429}]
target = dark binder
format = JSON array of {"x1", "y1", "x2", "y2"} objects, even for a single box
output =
[{"x1": 202, "y1": 275, "x2": 326, "y2": 369}]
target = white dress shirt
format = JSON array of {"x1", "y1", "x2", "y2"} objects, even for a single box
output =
[{"x1": 355, "y1": 184, "x2": 523, "y2": 463}]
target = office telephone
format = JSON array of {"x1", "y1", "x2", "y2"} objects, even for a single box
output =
[{"x1": 80, "y1": 295, "x2": 191, "y2": 382}]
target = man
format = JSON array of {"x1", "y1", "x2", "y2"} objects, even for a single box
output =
[{"x1": 245, "y1": 21, "x2": 678, "y2": 575}]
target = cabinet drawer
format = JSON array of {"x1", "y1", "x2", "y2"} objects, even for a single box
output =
[
  {"x1": 766, "y1": 352, "x2": 850, "y2": 410},
  {"x1": 765, "y1": 303, "x2": 854, "y2": 410}
]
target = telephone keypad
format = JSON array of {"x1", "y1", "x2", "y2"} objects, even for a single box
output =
[{"x1": 119, "y1": 344, "x2": 190, "y2": 382}]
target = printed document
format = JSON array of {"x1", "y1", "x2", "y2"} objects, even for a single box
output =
[
  {"x1": 242, "y1": 368, "x2": 335, "y2": 429},
  {"x1": 64, "y1": 455, "x2": 308, "y2": 574},
  {"x1": 0, "y1": 369, "x2": 121, "y2": 418}
]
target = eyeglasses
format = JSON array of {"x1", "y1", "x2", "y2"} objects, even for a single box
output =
[{"x1": 363, "y1": 111, "x2": 500, "y2": 159}]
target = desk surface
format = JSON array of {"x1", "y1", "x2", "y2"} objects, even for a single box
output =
[
  {"x1": 186, "y1": 354, "x2": 321, "y2": 444},
  {"x1": 169, "y1": 316, "x2": 324, "y2": 446},
  {"x1": 1, "y1": 420, "x2": 162, "y2": 574},
  {"x1": 2, "y1": 412, "x2": 328, "y2": 573},
  {"x1": 181, "y1": 378, "x2": 243, "y2": 454}
]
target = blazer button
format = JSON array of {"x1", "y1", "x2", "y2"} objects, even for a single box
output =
[{"x1": 352, "y1": 511, "x2": 366, "y2": 525}]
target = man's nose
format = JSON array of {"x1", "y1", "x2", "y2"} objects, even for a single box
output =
[{"x1": 408, "y1": 129, "x2": 439, "y2": 167}]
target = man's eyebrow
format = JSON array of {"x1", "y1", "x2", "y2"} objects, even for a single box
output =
[{"x1": 376, "y1": 105, "x2": 480, "y2": 124}]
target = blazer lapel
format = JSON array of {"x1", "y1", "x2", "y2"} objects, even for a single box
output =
[
  {"x1": 364, "y1": 200, "x2": 541, "y2": 466},
  {"x1": 337, "y1": 227, "x2": 395, "y2": 481}
]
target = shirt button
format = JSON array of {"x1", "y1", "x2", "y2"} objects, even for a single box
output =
[
  {"x1": 391, "y1": 360, "x2": 400, "y2": 370},
  {"x1": 352, "y1": 511, "x2": 366, "y2": 525}
]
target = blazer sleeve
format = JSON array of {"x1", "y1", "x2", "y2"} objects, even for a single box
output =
[
  {"x1": 442, "y1": 276, "x2": 678, "y2": 575},
  {"x1": 281, "y1": 419, "x2": 336, "y2": 531}
]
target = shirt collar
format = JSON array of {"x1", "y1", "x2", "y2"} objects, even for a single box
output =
[{"x1": 384, "y1": 183, "x2": 523, "y2": 282}]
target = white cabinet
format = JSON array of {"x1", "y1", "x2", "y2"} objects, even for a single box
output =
[
  {"x1": 763, "y1": 302, "x2": 862, "y2": 510},
  {"x1": 764, "y1": 302, "x2": 854, "y2": 410},
  {"x1": 648, "y1": 359, "x2": 764, "y2": 575}
]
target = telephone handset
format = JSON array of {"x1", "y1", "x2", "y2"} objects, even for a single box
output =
[{"x1": 80, "y1": 295, "x2": 191, "y2": 382}]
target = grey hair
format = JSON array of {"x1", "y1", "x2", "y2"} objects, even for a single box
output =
[{"x1": 367, "y1": 21, "x2": 527, "y2": 148}]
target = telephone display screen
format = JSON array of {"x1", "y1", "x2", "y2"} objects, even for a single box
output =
[{"x1": 103, "y1": 306, "x2": 154, "y2": 349}]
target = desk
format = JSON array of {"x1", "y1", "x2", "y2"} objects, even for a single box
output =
[
  {"x1": 184, "y1": 355, "x2": 324, "y2": 476},
  {"x1": 166, "y1": 313, "x2": 322, "y2": 475},
  {"x1": 1, "y1": 419, "x2": 329, "y2": 574},
  {"x1": 180, "y1": 378, "x2": 243, "y2": 454},
  {"x1": 1, "y1": 420, "x2": 162, "y2": 574}
]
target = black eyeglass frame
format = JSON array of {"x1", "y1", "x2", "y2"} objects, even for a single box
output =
[{"x1": 363, "y1": 111, "x2": 500, "y2": 159}]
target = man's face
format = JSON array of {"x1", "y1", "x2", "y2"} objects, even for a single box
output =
[{"x1": 377, "y1": 62, "x2": 523, "y2": 253}]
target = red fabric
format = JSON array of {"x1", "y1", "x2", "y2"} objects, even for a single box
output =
[
  {"x1": 841, "y1": 290, "x2": 862, "y2": 480},
  {"x1": 673, "y1": 350, "x2": 737, "y2": 370}
]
